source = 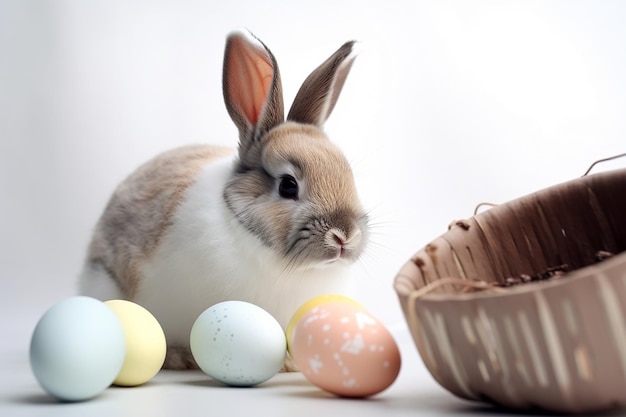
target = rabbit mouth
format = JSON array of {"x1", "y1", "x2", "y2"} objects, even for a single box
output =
[
  {"x1": 286, "y1": 222, "x2": 366, "y2": 267},
  {"x1": 325, "y1": 227, "x2": 362, "y2": 262}
]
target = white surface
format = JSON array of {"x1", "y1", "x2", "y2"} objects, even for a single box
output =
[
  {"x1": 2, "y1": 325, "x2": 541, "y2": 417},
  {"x1": 1, "y1": 1, "x2": 625, "y2": 415}
]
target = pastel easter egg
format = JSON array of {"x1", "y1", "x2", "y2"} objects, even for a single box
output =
[
  {"x1": 29, "y1": 296, "x2": 126, "y2": 401},
  {"x1": 190, "y1": 301, "x2": 286, "y2": 386},
  {"x1": 104, "y1": 300, "x2": 166, "y2": 387},
  {"x1": 289, "y1": 300, "x2": 401, "y2": 397}
]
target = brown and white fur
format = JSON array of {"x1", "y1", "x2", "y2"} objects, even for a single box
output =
[{"x1": 79, "y1": 31, "x2": 368, "y2": 370}]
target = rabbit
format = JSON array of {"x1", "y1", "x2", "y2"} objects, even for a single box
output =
[{"x1": 78, "y1": 30, "x2": 369, "y2": 370}]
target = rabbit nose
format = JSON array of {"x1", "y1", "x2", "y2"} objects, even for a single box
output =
[
  {"x1": 332, "y1": 233, "x2": 347, "y2": 257},
  {"x1": 326, "y1": 228, "x2": 346, "y2": 246},
  {"x1": 326, "y1": 227, "x2": 361, "y2": 258}
]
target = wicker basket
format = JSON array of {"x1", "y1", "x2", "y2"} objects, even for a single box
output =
[{"x1": 394, "y1": 168, "x2": 626, "y2": 414}]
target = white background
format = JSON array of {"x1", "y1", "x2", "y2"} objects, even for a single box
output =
[{"x1": 1, "y1": 0, "x2": 625, "y2": 402}]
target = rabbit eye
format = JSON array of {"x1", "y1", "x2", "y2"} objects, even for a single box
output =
[{"x1": 278, "y1": 175, "x2": 299, "y2": 200}]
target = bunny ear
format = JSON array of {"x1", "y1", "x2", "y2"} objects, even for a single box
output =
[
  {"x1": 287, "y1": 41, "x2": 357, "y2": 126},
  {"x1": 223, "y1": 31, "x2": 284, "y2": 165}
]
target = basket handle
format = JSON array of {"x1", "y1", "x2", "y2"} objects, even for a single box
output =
[{"x1": 582, "y1": 152, "x2": 626, "y2": 176}]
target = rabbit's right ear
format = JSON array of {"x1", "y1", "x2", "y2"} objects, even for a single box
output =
[{"x1": 223, "y1": 31, "x2": 284, "y2": 167}]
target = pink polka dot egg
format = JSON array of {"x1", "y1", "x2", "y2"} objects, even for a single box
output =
[{"x1": 287, "y1": 295, "x2": 401, "y2": 398}]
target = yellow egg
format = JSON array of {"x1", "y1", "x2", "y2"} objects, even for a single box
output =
[
  {"x1": 286, "y1": 294, "x2": 364, "y2": 354},
  {"x1": 105, "y1": 300, "x2": 166, "y2": 387}
]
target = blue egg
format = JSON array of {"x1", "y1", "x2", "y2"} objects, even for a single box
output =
[
  {"x1": 29, "y1": 296, "x2": 126, "y2": 401},
  {"x1": 190, "y1": 301, "x2": 286, "y2": 387}
]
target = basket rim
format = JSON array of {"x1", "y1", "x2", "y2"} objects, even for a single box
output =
[
  {"x1": 395, "y1": 250, "x2": 626, "y2": 301},
  {"x1": 394, "y1": 167, "x2": 626, "y2": 302}
]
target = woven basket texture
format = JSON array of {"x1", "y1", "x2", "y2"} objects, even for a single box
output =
[{"x1": 394, "y1": 168, "x2": 626, "y2": 413}]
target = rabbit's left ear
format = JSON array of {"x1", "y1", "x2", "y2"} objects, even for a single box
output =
[{"x1": 287, "y1": 41, "x2": 357, "y2": 127}]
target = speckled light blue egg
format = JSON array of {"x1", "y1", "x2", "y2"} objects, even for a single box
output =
[
  {"x1": 190, "y1": 301, "x2": 286, "y2": 386},
  {"x1": 29, "y1": 296, "x2": 126, "y2": 401}
]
